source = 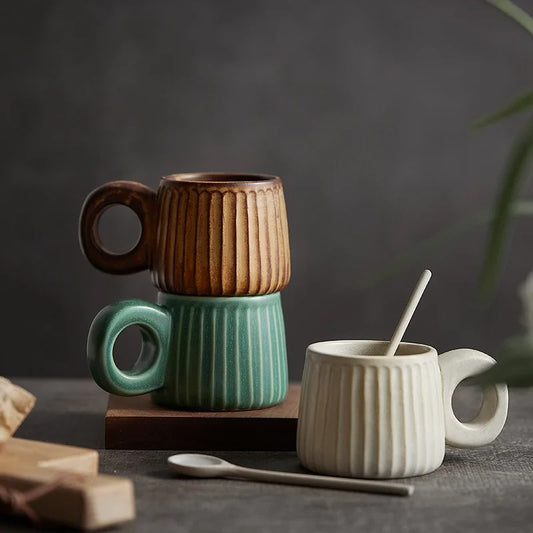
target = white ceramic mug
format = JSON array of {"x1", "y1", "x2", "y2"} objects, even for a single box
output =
[{"x1": 297, "y1": 340, "x2": 508, "y2": 479}]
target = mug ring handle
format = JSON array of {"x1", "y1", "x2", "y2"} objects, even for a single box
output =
[
  {"x1": 87, "y1": 299, "x2": 171, "y2": 396},
  {"x1": 79, "y1": 181, "x2": 156, "y2": 274},
  {"x1": 439, "y1": 348, "x2": 508, "y2": 448}
]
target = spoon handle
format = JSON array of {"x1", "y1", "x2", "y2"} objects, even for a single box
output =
[
  {"x1": 384, "y1": 269, "x2": 432, "y2": 357},
  {"x1": 229, "y1": 466, "x2": 414, "y2": 497}
]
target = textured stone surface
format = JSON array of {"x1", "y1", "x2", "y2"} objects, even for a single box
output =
[{"x1": 4, "y1": 379, "x2": 533, "y2": 532}]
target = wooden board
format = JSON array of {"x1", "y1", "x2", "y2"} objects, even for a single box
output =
[
  {"x1": 0, "y1": 438, "x2": 135, "y2": 530},
  {"x1": 105, "y1": 384, "x2": 300, "y2": 450},
  {"x1": 0, "y1": 437, "x2": 99, "y2": 474}
]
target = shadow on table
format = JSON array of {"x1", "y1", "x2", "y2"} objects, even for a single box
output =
[
  {"x1": 442, "y1": 454, "x2": 469, "y2": 466},
  {"x1": 0, "y1": 515, "x2": 41, "y2": 532}
]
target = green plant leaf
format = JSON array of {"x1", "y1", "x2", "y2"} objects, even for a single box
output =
[
  {"x1": 486, "y1": 0, "x2": 533, "y2": 38},
  {"x1": 479, "y1": 117, "x2": 533, "y2": 295},
  {"x1": 473, "y1": 335, "x2": 533, "y2": 387},
  {"x1": 356, "y1": 201, "x2": 533, "y2": 290},
  {"x1": 473, "y1": 90, "x2": 533, "y2": 129},
  {"x1": 513, "y1": 200, "x2": 533, "y2": 216}
]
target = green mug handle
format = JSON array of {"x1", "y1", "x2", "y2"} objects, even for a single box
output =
[{"x1": 87, "y1": 299, "x2": 171, "y2": 396}]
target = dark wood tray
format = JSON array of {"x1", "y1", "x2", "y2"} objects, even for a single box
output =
[{"x1": 105, "y1": 384, "x2": 300, "y2": 450}]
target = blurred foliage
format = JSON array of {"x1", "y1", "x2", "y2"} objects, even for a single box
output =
[
  {"x1": 478, "y1": 118, "x2": 533, "y2": 296},
  {"x1": 472, "y1": 90, "x2": 533, "y2": 130},
  {"x1": 474, "y1": 0, "x2": 533, "y2": 386},
  {"x1": 478, "y1": 1, "x2": 533, "y2": 294}
]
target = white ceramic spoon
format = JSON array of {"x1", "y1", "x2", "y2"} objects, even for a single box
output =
[{"x1": 167, "y1": 453, "x2": 414, "y2": 497}]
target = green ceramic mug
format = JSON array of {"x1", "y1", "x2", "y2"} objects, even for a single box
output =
[{"x1": 87, "y1": 292, "x2": 288, "y2": 410}]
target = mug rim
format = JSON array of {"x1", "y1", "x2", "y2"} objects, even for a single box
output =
[
  {"x1": 307, "y1": 339, "x2": 436, "y2": 364},
  {"x1": 162, "y1": 172, "x2": 281, "y2": 186}
]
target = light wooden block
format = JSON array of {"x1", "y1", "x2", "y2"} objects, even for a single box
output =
[
  {"x1": 0, "y1": 438, "x2": 135, "y2": 530},
  {"x1": 0, "y1": 378, "x2": 36, "y2": 444},
  {"x1": 0, "y1": 437, "x2": 99, "y2": 474}
]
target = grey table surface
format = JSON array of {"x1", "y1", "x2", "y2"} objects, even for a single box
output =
[{"x1": 3, "y1": 378, "x2": 533, "y2": 533}]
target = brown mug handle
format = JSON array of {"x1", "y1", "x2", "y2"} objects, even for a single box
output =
[{"x1": 79, "y1": 180, "x2": 156, "y2": 274}]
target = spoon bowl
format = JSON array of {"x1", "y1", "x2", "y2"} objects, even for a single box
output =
[{"x1": 168, "y1": 453, "x2": 234, "y2": 478}]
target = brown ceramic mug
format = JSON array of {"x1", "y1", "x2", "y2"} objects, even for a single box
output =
[{"x1": 79, "y1": 173, "x2": 291, "y2": 296}]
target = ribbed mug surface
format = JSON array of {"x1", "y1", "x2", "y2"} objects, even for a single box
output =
[
  {"x1": 152, "y1": 292, "x2": 288, "y2": 410},
  {"x1": 153, "y1": 174, "x2": 291, "y2": 296},
  {"x1": 297, "y1": 341, "x2": 445, "y2": 478}
]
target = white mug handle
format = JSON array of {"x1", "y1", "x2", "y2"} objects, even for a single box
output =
[{"x1": 439, "y1": 349, "x2": 508, "y2": 448}]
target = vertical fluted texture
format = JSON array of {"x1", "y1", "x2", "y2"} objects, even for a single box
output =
[
  {"x1": 152, "y1": 292, "x2": 288, "y2": 410},
  {"x1": 297, "y1": 355, "x2": 445, "y2": 478},
  {"x1": 152, "y1": 182, "x2": 291, "y2": 296}
]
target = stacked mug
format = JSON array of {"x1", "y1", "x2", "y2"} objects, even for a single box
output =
[{"x1": 79, "y1": 173, "x2": 291, "y2": 410}]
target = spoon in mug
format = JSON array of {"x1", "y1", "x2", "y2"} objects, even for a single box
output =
[
  {"x1": 384, "y1": 269, "x2": 432, "y2": 357},
  {"x1": 167, "y1": 453, "x2": 414, "y2": 497}
]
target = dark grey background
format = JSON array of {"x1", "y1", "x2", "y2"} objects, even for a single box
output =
[{"x1": 2, "y1": 0, "x2": 533, "y2": 378}]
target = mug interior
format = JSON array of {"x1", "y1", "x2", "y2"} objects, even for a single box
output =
[
  {"x1": 163, "y1": 173, "x2": 280, "y2": 185},
  {"x1": 307, "y1": 340, "x2": 434, "y2": 361}
]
